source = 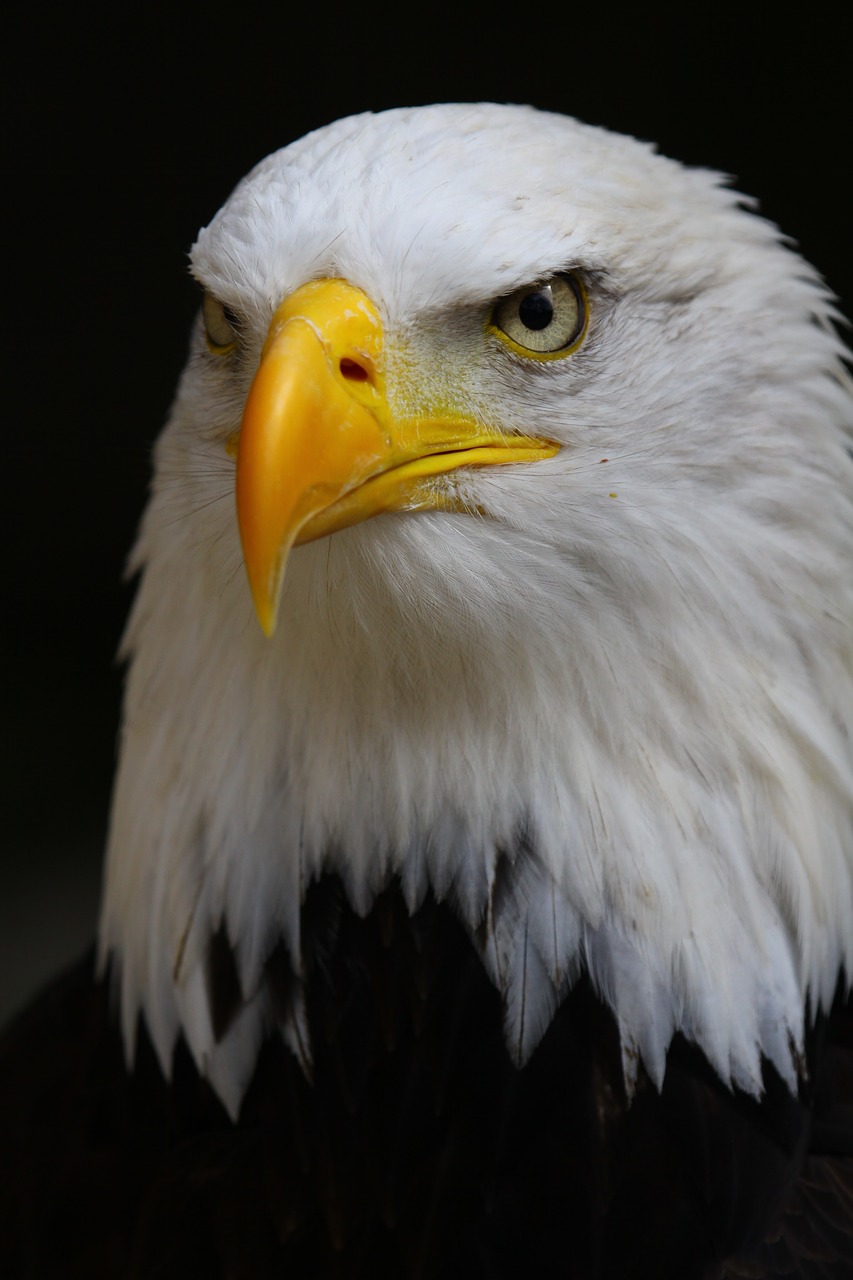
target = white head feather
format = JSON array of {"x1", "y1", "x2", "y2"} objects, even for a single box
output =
[{"x1": 99, "y1": 103, "x2": 853, "y2": 1117}]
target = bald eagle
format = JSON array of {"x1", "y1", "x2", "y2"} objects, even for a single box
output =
[{"x1": 2, "y1": 104, "x2": 852, "y2": 1279}]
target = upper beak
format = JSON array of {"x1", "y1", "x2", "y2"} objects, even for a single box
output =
[{"x1": 235, "y1": 278, "x2": 558, "y2": 635}]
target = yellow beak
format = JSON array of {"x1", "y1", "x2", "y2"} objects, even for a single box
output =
[{"x1": 235, "y1": 278, "x2": 558, "y2": 635}]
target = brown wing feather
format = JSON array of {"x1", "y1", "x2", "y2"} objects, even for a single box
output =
[{"x1": 3, "y1": 880, "x2": 852, "y2": 1279}]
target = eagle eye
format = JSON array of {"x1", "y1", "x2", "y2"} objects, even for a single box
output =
[
  {"x1": 203, "y1": 293, "x2": 239, "y2": 353},
  {"x1": 491, "y1": 273, "x2": 587, "y2": 357}
]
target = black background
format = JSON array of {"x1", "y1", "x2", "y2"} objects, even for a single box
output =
[{"x1": 4, "y1": 5, "x2": 851, "y2": 1021}]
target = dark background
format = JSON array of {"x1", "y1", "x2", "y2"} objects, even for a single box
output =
[{"x1": 4, "y1": 6, "x2": 851, "y2": 1023}]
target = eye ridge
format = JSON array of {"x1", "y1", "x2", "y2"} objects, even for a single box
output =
[{"x1": 491, "y1": 273, "x2": 586, "y2": 358}]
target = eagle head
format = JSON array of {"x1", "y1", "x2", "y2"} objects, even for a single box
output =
[{"x1": 98, "y1": 104, "x2": 853, "y2": 1116}]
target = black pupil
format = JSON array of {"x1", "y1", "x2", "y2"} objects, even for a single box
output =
[{"x1": 518, "y1": 288, "x2": 553, "y2": 331}]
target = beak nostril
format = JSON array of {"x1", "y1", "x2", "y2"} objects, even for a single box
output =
[{"x1": 340, "y1": 357, "x2": 370, "y2": 383}]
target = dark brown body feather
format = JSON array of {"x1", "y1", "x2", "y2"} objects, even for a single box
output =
[{"x1": 2, "y1": 877, "x2": 851, "y2": 1278}]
